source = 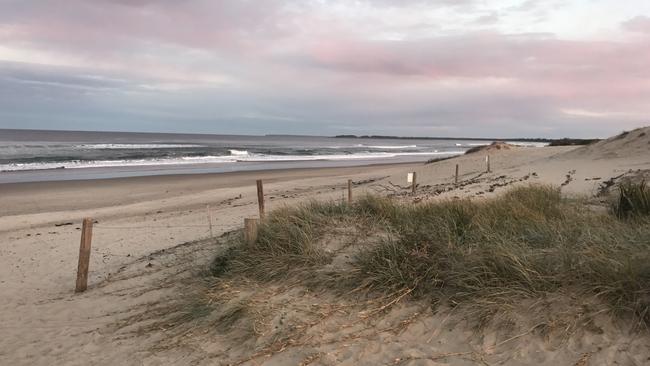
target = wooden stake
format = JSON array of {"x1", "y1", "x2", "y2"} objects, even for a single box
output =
[
  {"x1": 347, "y1": 179, "x2": 353, "y2": 204},
  {"x1": 411, "y1": 172, "x2": 417, "y2": 194},
  {"x1": 256, "y1": 179, "x2": 265, "y2": 219},
  {"x1": 455, "y1": 164, "x2": 459, "y2": 184},
  {"x1": 207, "y1": 204, "x2": 213, "y2": 238},
  {"x1": 75, "y1": 218, "x2": 93, "y2": 293},
  {"x1": 486, "y1": 155, "x2": 491, "y2": 173},
  {"x1": 244, "y1": 218, "x2": 259, "y2": 245}
]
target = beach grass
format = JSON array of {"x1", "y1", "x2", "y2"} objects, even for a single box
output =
[
  {"x1": 210, "y1": 185, "x2": 650, "y2": 327},
  {"x1": 613, "y1": 180, "x2": 650, "y2": 219}
]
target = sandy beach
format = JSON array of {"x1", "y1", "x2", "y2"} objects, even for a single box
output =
[{"x1": 1, "y1": 129, "x2": 650, "y2": 365}]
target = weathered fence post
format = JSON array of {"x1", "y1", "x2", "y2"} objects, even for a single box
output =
[
  {"x1": 75, "y1": 218, "x2": 94, "y2": 293},
  {"x1": 244, "y1": 218, "x2": 259, "y2": 245},
  {"x1": 207, "y1": 204, "x2": 213, "y2": 238},
  {"x1": 411, "y1": 172, "x2": 417, "y2": 194},
  {"x1": 256, "y1": 179, "x2": 265, "y2": 218},
  {"x1": 347, "y1": 179, "x2": 353, "y2": 204},
  {"x1": 486, "y1": 155, "x2": 491, "y2": 173},
  {"x1": 455, "y1": 164, "x2": 459, "y2": 184}
]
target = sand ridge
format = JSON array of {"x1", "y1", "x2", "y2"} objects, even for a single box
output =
[{"x1": 560, "y1": 127, "x2": 650, "y2": 160}]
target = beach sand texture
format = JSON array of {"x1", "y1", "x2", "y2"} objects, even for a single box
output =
[{"x1": 1, "y1": 128, "x2": 650, "y2": 365}]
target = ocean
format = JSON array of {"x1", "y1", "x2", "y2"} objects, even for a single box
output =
[{"x1": 0, "y1": 129, "x2": 546, "y2": 184}]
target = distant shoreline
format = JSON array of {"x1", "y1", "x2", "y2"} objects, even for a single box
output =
[
  {"x1": 333, "y1": 134, "x2": 553, "y2": 142},
  {"x1": 332, "y1": 134, "x2": 600, "y2": 145}
]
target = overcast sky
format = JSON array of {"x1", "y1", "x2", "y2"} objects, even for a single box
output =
[{"x1": 1, "y1": 0, "x2": 649, "y2": 138}]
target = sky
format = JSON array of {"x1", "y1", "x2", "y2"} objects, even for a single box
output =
[{"x1": 0, "y1": 0, "x2": 649, "y2": 138}]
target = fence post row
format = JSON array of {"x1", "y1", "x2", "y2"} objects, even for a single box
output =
[
  {"x1": 75, "y1": 218, "x2": 94, "y2": 293},
  {"x1": 256, "y1": 179, "x2": 265, "y2": 219},
  {"x1": 74, "y1": 171, "x2": 463, "y2": 293}
]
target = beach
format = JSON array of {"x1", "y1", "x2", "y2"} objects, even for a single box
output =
[
  {"x1": 1, "y1": 130, "x2": 650, "y2": 365},
  {"x1": 4, "y1": 0, "x2": 650, "y2": 363},
  {"x1": 0, "y1": 162, "x2": 414, "y2": 297}
]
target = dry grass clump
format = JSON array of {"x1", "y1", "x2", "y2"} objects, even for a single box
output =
[
  {"x1": 211, "y1": 185, "x2": 650, "y2": 327},
  {"x1": 355, "y1": 185, "x2": 650, "y2": 326},
  {"x1": 210, "y1": 200, "x2": 357, "y2": 281},
  {"x1": 613, "y1": 180, "x2": 650, "y2": 219}
]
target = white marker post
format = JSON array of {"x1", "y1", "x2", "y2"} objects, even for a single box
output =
[{"x1": 408, "y1": 172, "x2": 417, "y2": 194}]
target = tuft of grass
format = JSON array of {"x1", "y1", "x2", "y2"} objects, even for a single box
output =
[
  {"x1": 210, "y1": 185, "x2": 650, "y2": 328},
  {"x1": 613, "y1": 180, "x2": 650, "y2": 219},
  {"x1": 613, "y1": 131, "x2": 630, "y2": 140},
  {"x1": 211, "y1": 200, "x2": 356, "y2": 281}
]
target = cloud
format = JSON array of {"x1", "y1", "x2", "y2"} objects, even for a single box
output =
[
  {"x1": 362, "y1": 0, "x2": 477, "y2": 7},
  {"x1": 0, "y1": 62, "x2": 134, "y2": 91},
  {"x1": 0, "y1": 0, "x2": 648, "y2": 138},
  {"x1": 473, "y1": 13, "x2": 500, "y2": 25},
  {"x1": 299, "y1": 33, "x2": 650, "y2": 85},
  {"x1": 622, "y1": 15, "x2": 650, "y2": 34}
]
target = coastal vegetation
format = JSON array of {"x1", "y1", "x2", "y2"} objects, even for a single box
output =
[
  {"x1": 547, "y1": 138, "x2": 601, "y2": 146},
  {"x1": 614, "y1": 180, "x2": 650, "y2": 218},
  {"x1": 209, "y1": 184, "x2": 650, "y2": 328}
]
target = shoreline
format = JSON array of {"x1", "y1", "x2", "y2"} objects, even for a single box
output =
[
  {"x1": 0, "y1": 158, "x2": 435, "y2": 185},
  {"x1": 0, "y1": 160, "x2": 419, "y2": 188},
  {"x1": 0, "y1": 161, "x2": 420, "y2": 218}
]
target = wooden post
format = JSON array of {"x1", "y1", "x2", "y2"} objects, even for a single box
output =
[
  {"x1": 244, "y1": 218, "x2": 259, "y2": 245},
  {"x1": 347, "y1": 179, "x2": 353, "y2": 204},
  {"x1": 486, "y1": 155, "x2": 491, "y2": 173},
  {"x1": 455, "y1": 164, "x2": 459, "y2": 184},
  {"x1": 207, "y1": 204, "x2": 213, "y2": 238},
  {"x1": 256, "y1": 179, "x2": 265, "y2": 219},
  {"x1": 75, "y1": 218, "x2": 93, "y2": 293},
  {"x1": 411, "y1": 172, "x2": 417, "y2": 194}
]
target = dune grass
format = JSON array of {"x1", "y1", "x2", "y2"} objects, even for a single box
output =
[
  {"x1": 210, "y1": 185, "x2": 650, "y2": 327},
  {"x1": 210, "y1": 201, "x2": 355, "y2": 281},
  {"x1": 613, "y1": 180, "x2": 650, "y2": 219}
]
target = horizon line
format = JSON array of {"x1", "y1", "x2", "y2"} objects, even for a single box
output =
[{"x1": 0, "y1": 127, "x2": 607, "y2": 142}]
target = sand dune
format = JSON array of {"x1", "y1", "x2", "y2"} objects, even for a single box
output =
[
  {"x1": 463, "y1": 141, "x2": 514, "y2": 155},
  {"x1": 384, "y1": 127, "x2": 650, "y2": 200},
  {"x1": 560, "y1": 126, "x2": 650, "y2": 159}
]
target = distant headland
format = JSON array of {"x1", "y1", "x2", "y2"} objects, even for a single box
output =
[{"x1": 333, "y1": 135, "x2": 599, "y2": 146}]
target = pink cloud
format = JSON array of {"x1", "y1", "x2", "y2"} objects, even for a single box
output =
[
  {"x1": 301, "y1": 33, "x2": 650, "y2": 83},
  {"x1": 0, "y1": 0, "x2": 648, "y2": 137}
]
